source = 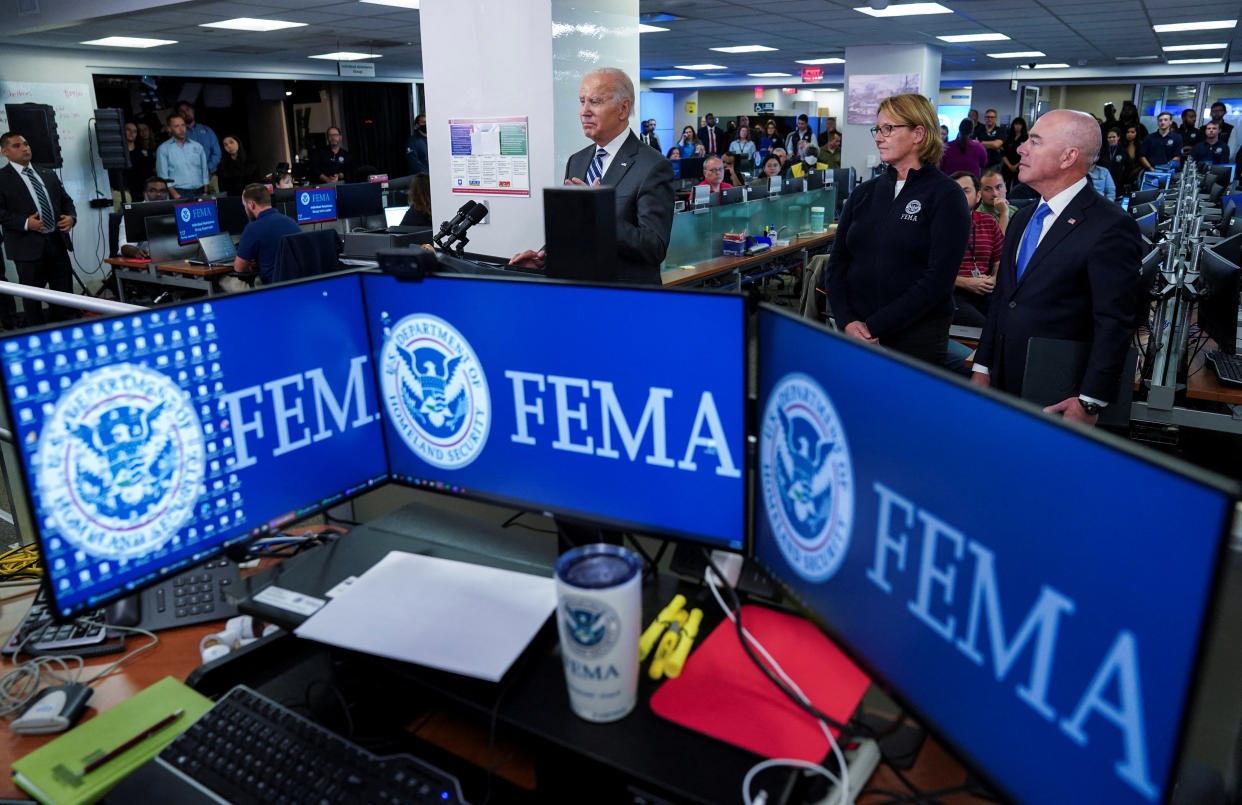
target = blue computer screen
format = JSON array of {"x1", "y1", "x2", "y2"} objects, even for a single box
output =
[
  {"x1": 753, "y1": 306, "x2": 1233, "y2": 805},
  {"x1": 0, "y1": 275, "x2": 388, "y2": 617},
  {"x1": 361, "y1": 273, "x2": 746, "y2": 549},
  {"x1": 1141, "y1": 170, "x2": 1173, "y2": 190},
  {"x1": 296, "y1": 187, "x2": 337, "y2": 224},
  {"x1": 174, "y1": 200, "x2": 220, "y2": 245}
]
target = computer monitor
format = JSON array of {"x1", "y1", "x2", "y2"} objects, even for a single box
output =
[
  {"x1": 781, "y1": 176, "x2": 802, "y2": 195},
  {"x1": 830, "y1": 168, "x2": 855, "y2": 211},
  {"x1": 1129, "y1": 189, "x2": 1163, "y2": 207},
  {"x1": 1140, "y1": 245, "x2": 1166, "y2": 297},
  {"x1": 1219, "y1": 199, "x2": 1236, "y2": 234},
  {"x1": 1197, "y1": 234, "x2": 1242, "y2": 354},
  {"x1": 678, "y1": 157, "x2": 705, "y2": 183},
  {"x1": 174, "y1": 199, "x2": 220, "y2": 245},
  {"x1": 1136, "y1": 211, "x2": 1157, "y2": 240},
  {"x1": 145, "y1": 215, "x2": 200, "y2": 263},
  {"x1": 296, "y1": 187, "x2": 337, "y2": 224},
  {"x1": 753, "y1": 305, "x2": 1236, "y2": 805},
  {"x1": 384, "y1": 206, "x2": 408, "y2": 228},
  {"x1": 362, "y1": 273, "x2": 746, "y2": 550},
  {"x1": 1141, "y1": 170, "x2": 1172, "y2": 191},
  {"x1": 1210, "y1": 164, "x2": 1235, "y2": 187},
  {"x1": 217, "y1": 196, "x2": 249, "y2": 237},
  {"x1": 336, "y1": 182, "x2": 384, "y2": 219},
  {"x1": 804, "y1": 170, "x2": 824, "y2": 191},
  {"x1": 721, "y1": 186, "x2": 745, "y2": 205},
  {"x1": 0, "y1": 275, "x2": 389, "y2": 618},
  {"x1": 122, "y1": 199, "x2": 181, "y2": 244}
]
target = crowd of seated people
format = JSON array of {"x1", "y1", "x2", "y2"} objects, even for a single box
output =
[{"x1": 657, "y1": 113, "x2": 846, "y2": 183}]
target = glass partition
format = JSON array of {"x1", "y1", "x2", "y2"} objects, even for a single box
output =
[{"x1": 661, "y1": 186, "x2": 836, "y2": 270}]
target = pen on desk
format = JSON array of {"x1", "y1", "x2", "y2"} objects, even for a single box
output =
[{"x1": 79, "y1": 708, "x2": 185, "y2": 776}]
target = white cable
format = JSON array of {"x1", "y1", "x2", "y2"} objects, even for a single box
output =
[
  {"x1": 707, "y1": 574, "x2": 853, "y2": 805},
  {"x1": 744, "y1": 758, "x2": 845, "y2": 805}
]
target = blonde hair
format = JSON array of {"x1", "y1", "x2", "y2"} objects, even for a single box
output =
[{"x1": 877, "y1": 93, "x2": 942, "y2": 165}]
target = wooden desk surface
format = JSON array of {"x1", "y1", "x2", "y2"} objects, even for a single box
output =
[
  {"x1": 154, "y1": 261, "x2": 236, "y2": 277},
  {"x1": 661, "y1": 229, "x2": 835, "y2": 287},
  {"x1": 1186, "y1": 338, "x2": 1242, "y2": 404},
  {"x1": 103, "y1": 257, "x2": 152, "y2": 269}
]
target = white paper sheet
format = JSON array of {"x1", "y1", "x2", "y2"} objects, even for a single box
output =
[{"x1": 293, "y1": 551, "x2": 557, "y2": 682}]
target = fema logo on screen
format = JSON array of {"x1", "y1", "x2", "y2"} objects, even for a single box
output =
[
  {"x1": 299, "y1": 192, "x2": 310, "y2": 205},
  {"x1": 35, "y1": 364, "x2": 205, "y2": 559},
  {"x1": 561, "y1": 595, "x2": 620, "y2": 658},
  {"x1": 381, "y1": 313, "x2": 490, "y2": 469},
  {"x1": 759, "y1": 372, "x2": 854, "y2": 582},
  {"x1": 179, "y1": 207, "x2": 191, "y2": 222}
]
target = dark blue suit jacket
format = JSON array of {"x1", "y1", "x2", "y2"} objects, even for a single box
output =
[
  {"x1": 0, "y1": 162, "x2": 75, "y2": 261},
  {"x1": 975, "y1": 183, "x2": 1141, "y2": 403}
]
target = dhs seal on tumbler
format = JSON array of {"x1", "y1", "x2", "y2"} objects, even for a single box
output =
[
  {"x1": 760, "y1": 372, "x2": 854, "y2": 582},
  {"x1": 35, "y1": 364, "x2": 206, "y2": 559},
  {"x1": 381, "y1": 313, "x2": 490, "y2": 469}
]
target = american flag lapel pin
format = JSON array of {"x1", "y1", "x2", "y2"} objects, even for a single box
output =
[{"x1": 1066, "y1": 218, "x2": 1077, "y2": 225}]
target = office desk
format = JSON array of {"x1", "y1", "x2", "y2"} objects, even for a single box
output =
[
  {"x1": 1186, "y1": 340, "x2": 1242, "y2": 405},
  {"x1": 661, "y1": 230, "x2": 834, "y2": 288},
  {"x1": 104, "y1": 258, "x2": 235, "y2": 303}
]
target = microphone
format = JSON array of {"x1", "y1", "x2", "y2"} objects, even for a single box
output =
[
  {"x1": 435, "y1": 200, "x2": 478, "y2": 239},
  {"x1": 444, "y1": 202, "x2": 490, "y2": 253}
]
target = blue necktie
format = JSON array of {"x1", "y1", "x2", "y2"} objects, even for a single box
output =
[
  {"x1": 1015, "y1": 203, "x2": 1053, "y2": 281},
  {"x1": 585, "y1": 147, "x2": 607, "y2": 185},
  {"x1": 24, "y1": 166, "x2": 55, "y2": 233}
]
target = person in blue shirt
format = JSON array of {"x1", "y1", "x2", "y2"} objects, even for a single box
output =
[
  {"x1": 155, "y1": 114, "x2": 209, "y2": 198},
  {"x1": 1088, "y1": 160, "x2": 1116, "y2": 199},
  {"x1": 1191, "y1": 121, "x2": 1232, "y2": 165},
  {"x1": 233, "y1": 184, "x2": 301, "y2": 285},
  {"x1": 176, "y1": 101, "x2": 221, "y2": 175},
  {"x1": 1140, "y1": 112, "x2": 1182, "y2": 171}
]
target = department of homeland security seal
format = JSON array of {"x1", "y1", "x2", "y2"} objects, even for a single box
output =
[
  {"x1": 36, "y1": 363, "x2": 205, "y2": 559},
  {"x1": 905, "y1": 199, "x2": 922, "y2": 216},
  {"x1": 299, "y1": 192, "x2": 311, "y2": 206},
  {"x1": 560, "y1": 595, "x2": 620, "y2": 658},
  {"x1": 179, "y1": 207, "x2": 192, "y2": 223},
  {"x1": 381, "y1": 313, "x2": 490, "y2": 470},
  {"x1": 759, "y1": 372, "x2": 854, "y2": 582}
]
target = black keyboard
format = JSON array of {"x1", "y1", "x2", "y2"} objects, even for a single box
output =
[
  {"x1": 2, "y1": 588, "x2": 110, "y2": 655},
  {"x1": 155, "y1": 685, "x2": 468, "y2": 804},
  {"x1": 1207, "y1": 350, "x2": 1242, "y2": 387}
]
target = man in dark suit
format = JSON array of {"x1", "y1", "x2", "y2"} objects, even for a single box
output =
[
  {"x1": 0, "y1": 132, "x2": 77, "y2": 325},
  {"x1": 510, "y1": 67, "x2": 674, "y2": 286},
  {"x1": 640, "y1": 119, "x2": 661, "y2": 152},
  {"x1": 698, "y1": 113, "x2": 725, "y2": 156},
  {"x1": 972, "y1": 110, "x2": 1141, "y2": 426}
]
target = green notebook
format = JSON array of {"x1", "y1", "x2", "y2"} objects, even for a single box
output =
[{"x1": 12, "y1": 676, "x2": 212, "y2": 805}]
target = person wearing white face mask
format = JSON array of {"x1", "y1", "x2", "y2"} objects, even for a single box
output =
[{"x1": 788, "y1": 144, "x2": 828, "y2": 178}]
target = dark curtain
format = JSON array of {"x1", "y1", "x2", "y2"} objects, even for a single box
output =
[{"x1": 340, "y1": 82, "x2": 411, "y2": 179}]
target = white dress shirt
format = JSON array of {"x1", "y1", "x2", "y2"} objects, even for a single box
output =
[{"x1": 586, "y1": 128, "x2": 633, "y2": 183}]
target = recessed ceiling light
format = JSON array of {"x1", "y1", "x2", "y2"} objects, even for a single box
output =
[
  {"x1": 1161, "y1": 43, "x2": 1228, "y2": 51},
  {"x1": 200, "y1": 18, "x2": 307, "y2": 31},
  {"x1": 1152, "y1": 20, "x2": 1237, "y2": 33},
  {"x1": 1168, "y1": 57, "x2": 1224, "y2": 64},
  {"x1": 674, "y1": 64, "x2": 727, "y2": 70},
  {"x1": 1031, "y1": 63, "x2": 1070, "y2": 69},
  {"x1": 309, "y1": 51, "x2": 382, "y2": 60},
  {"x1": 638, "y1": 24, "x2": 669, "y2": 33},
  {"x1": 854, "y1": 3, "x2": 952, "y2": 18},
  {"x1": 359, "y1": 0, "x2": 420, "y2": 8},
  {"x1": 988, "y1": 51, "x2": 1046, "y2": 58},
  {"x1": 711, "y1": 45, "x2": 777, "y2": 54},
  {"x1": 748, "y1": 72, "x2": 792, "y2": 77},
  {"x1": 937, "y1": 33, "x2": 1010, "y2": 43},
  {"x1": 80, "y1": 36, "x2": 177, "y2": 48},
  {"x1": 795, "y1": 58, "x2": 846, "y2": 64},
  {"x1": 651, "y1": 75, "x2": 693, "y2": 80},
  {"x1": 285, "y1": 90, "x2": 293, "y2": 96}
]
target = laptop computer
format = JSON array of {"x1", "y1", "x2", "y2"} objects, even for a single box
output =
[{"x1": 188, "y1": 232, "x2": 238, "y2": 266}]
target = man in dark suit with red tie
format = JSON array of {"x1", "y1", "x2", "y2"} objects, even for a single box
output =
[
  {"x1": 698, "y1": 113, "x2": 725, "y2": 156},
  {"x1": 972, "y1": 110, "x2": 1141, "y2": 426},
  {"x1": 0, "y1": 132, "x2": 77, "y2": 325}
]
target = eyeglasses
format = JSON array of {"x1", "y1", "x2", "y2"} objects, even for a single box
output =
[{"x1": 870, "y1": 124, "x2": 911, "y2": 138}]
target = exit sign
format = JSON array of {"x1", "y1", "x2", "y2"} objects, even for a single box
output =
[
  {"x1": 801, "y1": 67, "x2": 824, "y2": 82},
  {"x1": 755, "y1": 87, "x2": 765, "y2": 99},
  {"x1": 782, "y1": 87, "x2": 797, "y2": 95}
]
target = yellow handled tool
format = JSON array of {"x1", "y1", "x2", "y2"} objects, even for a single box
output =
[
  {"x1": 664, "y1": 608, "x2": 703, "y2": 678},
  {"x1": 648, "y1": 610, "x2": 689, "y2": 679},
  {"x1": 638, "y1": 594, "x2": 686, "y2": 661}
]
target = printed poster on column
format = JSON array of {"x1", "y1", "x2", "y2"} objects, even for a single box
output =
[{"x1": 448, "y1": 117, "x2": 530, "y2": 196}]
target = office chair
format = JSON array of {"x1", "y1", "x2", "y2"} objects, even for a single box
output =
[{"x1": 271, "y1": 229, "x2": 344, "y2": 285}]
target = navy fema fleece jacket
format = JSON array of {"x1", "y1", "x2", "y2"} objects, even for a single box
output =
[{"x1": 825, "y1": 162, "x2": 970, "y2": 340}]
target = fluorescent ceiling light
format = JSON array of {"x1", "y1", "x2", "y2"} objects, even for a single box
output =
[
  {"x1": 711, "y1": 44, "x2": 777, "y2": 53},
  {"x1": 988, "y1": 51, "x2": 1045, "y2": 58},
  {"x1": 1032, "y1": 63, "x2": 1070, "y2": 69},
  {"x1": 1153, "y1": 20, "x2": 1236, "y2": 33},
  {"x1": 1116, "y1": 55, "x2": 1161, "y2": 61},
  {"x1": 812, "y1": 88, "x2": 843, "y2": 92},
  {"x1": 1161, "y1": 43, "x2": 1228, "y2": 51},
  {"x1": 309, "y1": 51, "x2": 381, "y2": 60},
  {"x1": 937, "y1": 33, "x2": 1010, "y2": 42},
  {"x1": 855, "y1": 3, "x2": 952, "y2": 18},
  {"x1": 200, "y1": 18, "x2": 307, "y2": 31},
  {"x1": 359, "y1": 0, "x2": 420, "y2": 7},
  {"x1": 651, "y1": 75, "x2": 693, "y2": 80},
  {"x1": 1168, "y1": 57, "x2": 1224, "y2": 64},
  {"x1": 674, "y1": 64, "x2": 727, "y2": 70},
  {"x1": 638, "y1": 24, "x2": 669, "y2": 32},
  {"x1": 80, "y1": 36, "x2": 176, "y2": 47},
  {"x1": 796, "y1": 58, "x2": 846, "y2": 64},
  {"x1": 748, "y1": 72, "x2": 792, "y2": 77}
]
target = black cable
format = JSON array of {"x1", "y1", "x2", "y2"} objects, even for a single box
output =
[{"x1": 480, "y1": 643, "x2": 535, "y2": 805}]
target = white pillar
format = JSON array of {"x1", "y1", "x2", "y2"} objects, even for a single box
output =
[
  {"x1": 841, "y1": 45, "x2": 942, "y2": 180},
  {"x1": 420, "y1": 0, "x2": 638, "y2": 258}
]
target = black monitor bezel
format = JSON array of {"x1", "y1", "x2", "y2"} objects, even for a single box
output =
[
  {"x1": 295, "y1": 185, "x2": 338, "y2": 225},
  {"x1": 359, "y1": 269, "x2": 752, "y2": 556},
  {"x1": 172, "y1": 198, "x2": 220, "y2": 246},
  {"x1": 0, "y1": 271, "x2": 391, "y2": 621},
  {"x1": 336, "y1": 181, "x2": 385, "y2": 219},
  {"x1": 750, "y1": 302, "x2": 1239, "y2": 805}
]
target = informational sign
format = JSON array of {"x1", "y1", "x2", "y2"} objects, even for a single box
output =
[
  {"x1": 296, "y1": 187, "x2": 337, "y2": 223},
  {"x1": 754, "y1": 102, "x2": 775, "y2": 114},
  {"x1": 448, "y1": 116, "x2": 530, "y2": 196},
  {"x1": 801, "y1": 67, "x2": 824, "y2": 83},
  {"x1": 338, "y1": 62, "x2": 375, "y2": 78},
  {"x1": 174, "y1": 200, "x2": 220, "y2": 245},
  {"x1": 686, "y1": 101, "x2": 696, "y2": 114}
]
